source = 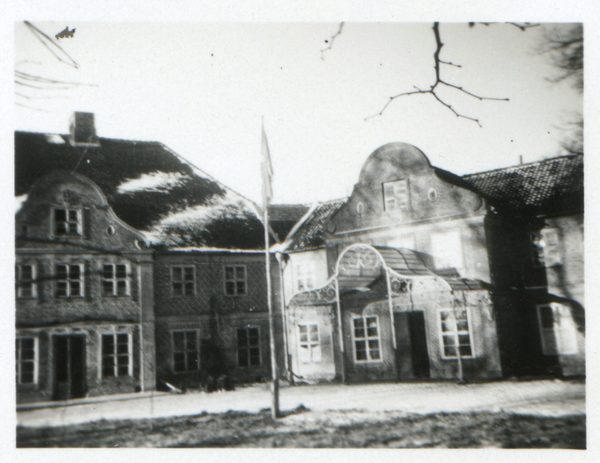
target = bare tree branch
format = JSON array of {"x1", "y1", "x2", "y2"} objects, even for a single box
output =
[
  {"x1": 507, "y1": 22, "x2": 541, "y2": 31},
  {"x1": 367, "y1": 22, "x2": 509, "y2": 126},
  {"x1": 320, "y1": 22, "x2": 344, "y2": 60},
  {"x1": 24, "y1": 21, "x2": 79, "y2": 68},
  {"x1": 15, "y1": 102, "x2": 48, "y2": 112},
  {"x1": 15, "y1": 70, "x2": 97, "y2": 87}
]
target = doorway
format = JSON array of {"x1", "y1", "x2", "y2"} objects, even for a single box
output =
[
  {"x1": 407, "y1": 311, "x2": 430, "y2": 379},
  {"x1": 53, "y1": 335, "x2": 86, "y2": 400}
]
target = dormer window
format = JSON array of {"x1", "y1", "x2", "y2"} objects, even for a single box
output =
[
  {"x1": 54, "y1": 208, "x2": 81, "y2": 236},
  {"x1": 383, "y1": 179, "x2": 409, "y2": 211}
]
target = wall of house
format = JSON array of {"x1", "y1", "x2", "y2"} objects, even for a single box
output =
[
  {"x1": 282, "y1": 249, "x2": 330, "y2": 304},
  {"x1": 287, "y1": 304, "x2": 337, "y2": 381},
  {"x1": 544, "y1": 214, "x2": 584, "y2": 307},
  {"x1": 153, "y1": 251, "x2": 285, "y2": 390},
  {"x1": 16, "y1": 323, "x2": 144, "y2": 404}
]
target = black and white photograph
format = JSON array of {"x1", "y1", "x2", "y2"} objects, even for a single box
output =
[{"x1": 5, "y1": 2, "x2": 594, "y2": 453}]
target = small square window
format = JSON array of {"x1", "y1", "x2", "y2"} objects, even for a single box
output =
[
  {"x1": 295, "y1": 263, "x2": 315, "y2": 293},
  {"x1": 383, "y1": 179, "x2": 409, "y2": 212},
  {"x1": 172, "y1": 266, "x2": 195, "y2": 297},
  {"x1": 102, "y1": 264, "x2": 129, "y2": 297},
  {"x1": 54, "y1": 208, "x2": 81, "y2": 236}
]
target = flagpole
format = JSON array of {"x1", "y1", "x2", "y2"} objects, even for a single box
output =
[{"x1": 262, "y1": 119, "x2": 280, "y2": 419}]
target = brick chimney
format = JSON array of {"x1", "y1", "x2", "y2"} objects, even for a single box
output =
[{"x1": 69, "y1": 112, "x2": 100, "y2": 146}]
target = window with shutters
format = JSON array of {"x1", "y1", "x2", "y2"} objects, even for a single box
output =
[
  {"x1": 102, "y1": 264, "x2": 129, "y2": 297},
  {"x1": 225, "y1": 265, "x2": 247, "y2": 296},
  {"x1": 298, "y1": 323, "x2": 322, "y2": 363},
  {"x1": 102, "y1": 333, "x2": 131, "y2": 378},
  {"x1": 439, "y1": 308, "x2": 474, "y2": 359},
  {"x1": 537, "y1": 304, "x2": 578, "y2": 355},
  {"x1": 171, "y1": 266, "x2": 195, "y2": 297},
  {"x1": 16, "y1": 337, "x2": 37, "y2": 385},
  {"x1": 172, "y1": 330, "x2": 200, "y2": 372},
  {"x1": 54, "y1": 208, "x2": 82, "y2": 236},
  {"x1": 16, "y1": 264, "x2": 37, "y2": 299},
  {"x1": 352, "y1": 316, "x2": 381, "y2": 363},
  {"x1": 383, "y1": 179, "x2": 409, "y2": 212},
  {"x1": 237, "y1": 327, "x2": 260, "y2": 367},
  {"x1": 56, "y1": 264, "x2": 84, "y2": 298}
]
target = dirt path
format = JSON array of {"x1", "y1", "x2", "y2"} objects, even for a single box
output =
[{"x1": 17, "y1": 379, "x2": 585, "y2": 429}]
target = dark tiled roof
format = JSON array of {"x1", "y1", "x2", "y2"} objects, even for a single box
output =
[
  {"x1": 267, "y1": 204, "x2": 310, "y2": 242},
  {"x1": 462, "y1": 155, "x2": 583, "y2": 216},
  {"x1": 15, "y1": 131, "x2": 266, "y2": 250},
  {"x1": 285, "y1": 199, "x2": 346, "y2": 252}
]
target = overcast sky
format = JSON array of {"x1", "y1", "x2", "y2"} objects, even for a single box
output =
[{"x1": 14, "y1": 22, "x2": 582, "y2": 205}]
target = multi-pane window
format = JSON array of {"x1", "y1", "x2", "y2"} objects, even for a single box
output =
[
  {"x1": 172, "y1": 266, "x2": 194, "y2": 297},
  {"x1": 54, "y1": 208, "x2": 81, "y2": 236},
  {"x1": 439, "y1": 308, "x2": 474, "y2": 359},
  {"x1": 102, "y1": 333, "x2": 130, "y2": 378},
  {"x1": 295, "y1": 263, "x2": 315, "y2": 292},
  {"x1": 103, "y1": 264, "x2": 129, "y2": 297},
  {"x1": 237, "y1": 327, "x2": 260, "y2": 367},
  {"x1": 298, "y1": 324, "x2": 322, "y2": 363},
  {"x1": 16, "y1": 337, "x2": 37, "y2": 385},
  {"x1": 173, "y1": 331, "x2": 199, "y2": 372},
  {"x1": 353, "y1": 316, "x2": 381, "y2": 362},
  {"x1": 225, "y1": 266, "x2": 246, "y2": 296},
  {"x1": 383, "y1": 179, "x2": 409, "y2": 212},
  {"x1": 56, "y1": 264, "x2": 83, "y2": 298},
  {"x1": 538, "y1": 304, "x2": 578, "y2": 355},
  {"x1": 16, "y1": 264, "x2": 37, "y2": 299},
  {"x1": 532, "y1": 229, "x2": 562, "y2": 267}
]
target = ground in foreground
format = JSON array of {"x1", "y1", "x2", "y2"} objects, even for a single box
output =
[{"x1": 17, "y1": 409, "x2": 585, "y2": 448}]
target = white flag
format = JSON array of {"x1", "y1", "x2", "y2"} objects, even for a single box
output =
[{"x1": 261, "y1": 123, "x2": 273, "y2": 207}]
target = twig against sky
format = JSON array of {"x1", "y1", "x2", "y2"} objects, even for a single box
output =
[
  {"x1": 24, "y1": 21, "x2": 79, "y2": 69},
  {"x1": 367, "y1": 23, "x2": 510, "y2": 126},
  {"x1": 320, "y1": 22, "x2": 344, "y2": 60}
]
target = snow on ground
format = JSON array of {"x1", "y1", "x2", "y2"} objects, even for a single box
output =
[{"x1": 17, "y1": 380, "x2": 585, "y2": 428}]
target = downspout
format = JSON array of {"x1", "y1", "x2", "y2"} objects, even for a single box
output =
[{"x1": 137, "y1": 263, "x2": 145, "y2": 393}]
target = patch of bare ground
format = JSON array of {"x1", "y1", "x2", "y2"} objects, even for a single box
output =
[{"x1": 17, "y1": 408, "x2": 585, "y2": 448}]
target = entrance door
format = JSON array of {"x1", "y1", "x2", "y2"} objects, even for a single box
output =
[
  {"x1": 53, "y1": 335, "x2": 86, "y2": 400},
  {"x1": 407, "y1": 312, "x2": 430, "y2": 379}
]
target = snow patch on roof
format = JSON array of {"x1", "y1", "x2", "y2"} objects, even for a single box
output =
[
  {"x1": 16, "y1": 194, "x2": 28, "y2": 213},
  {"x1": 45, "y1": 134, "x2": 65, "y2": 144},
  {"x1": 117, "y1": 171, "x2": 190, "y2": 194}
]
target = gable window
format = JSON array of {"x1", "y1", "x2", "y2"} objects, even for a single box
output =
[
  {"x1": 102, "y1": 333, "x2": 131, "y2": 378},
  {"x1": 16, "y1": 264, "x2": 37, "y2": 299},
  {"x1": 537, "y1": 304, "x2": 577, "y2": 355},
  {"x1": 225, "y1": 265, "x2": 246, "y2": 296},
  {"x1": 431, "y1": 230, "x2": 464, "y2": 270},
  {"x1": 172, "y1": 266, "x2": 195, "y2": 297},
  {"x1": 298, "y1": 323, "x2": 322, "y2": 363},
  {"x1": 295, "y1": 263, "x2": 315, "y2": 292},
  {"x1": 103, "y1": 264, "x2": 129, "y2": 297},
  {"x1": 237, "y1": 327, "x2": 260, "y2": 367},
  {"x1": 439, "y1": 308, "x2": 474, "y2": 359},
  {"x1": 56, "y1": 264, "x2": 83, "y2": 298},
  {"x1": 352, "y1": 316, "x2": 381, "y2": 362},
  {"x1": 16, "y1": 337, "x2": 37, "y2": 385},
  {"x1": 54, "y1": 208, "x2": 81, "y2": 236},
  {"x1": 173, "y1": 330, "x2": 199, "y2": 372},
  {"x1": 532, "y1": 229, "x2": 562, "y2": 267},
  {"x1": 383, "y1": 179, "x2": 409, "y2": 212}
]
